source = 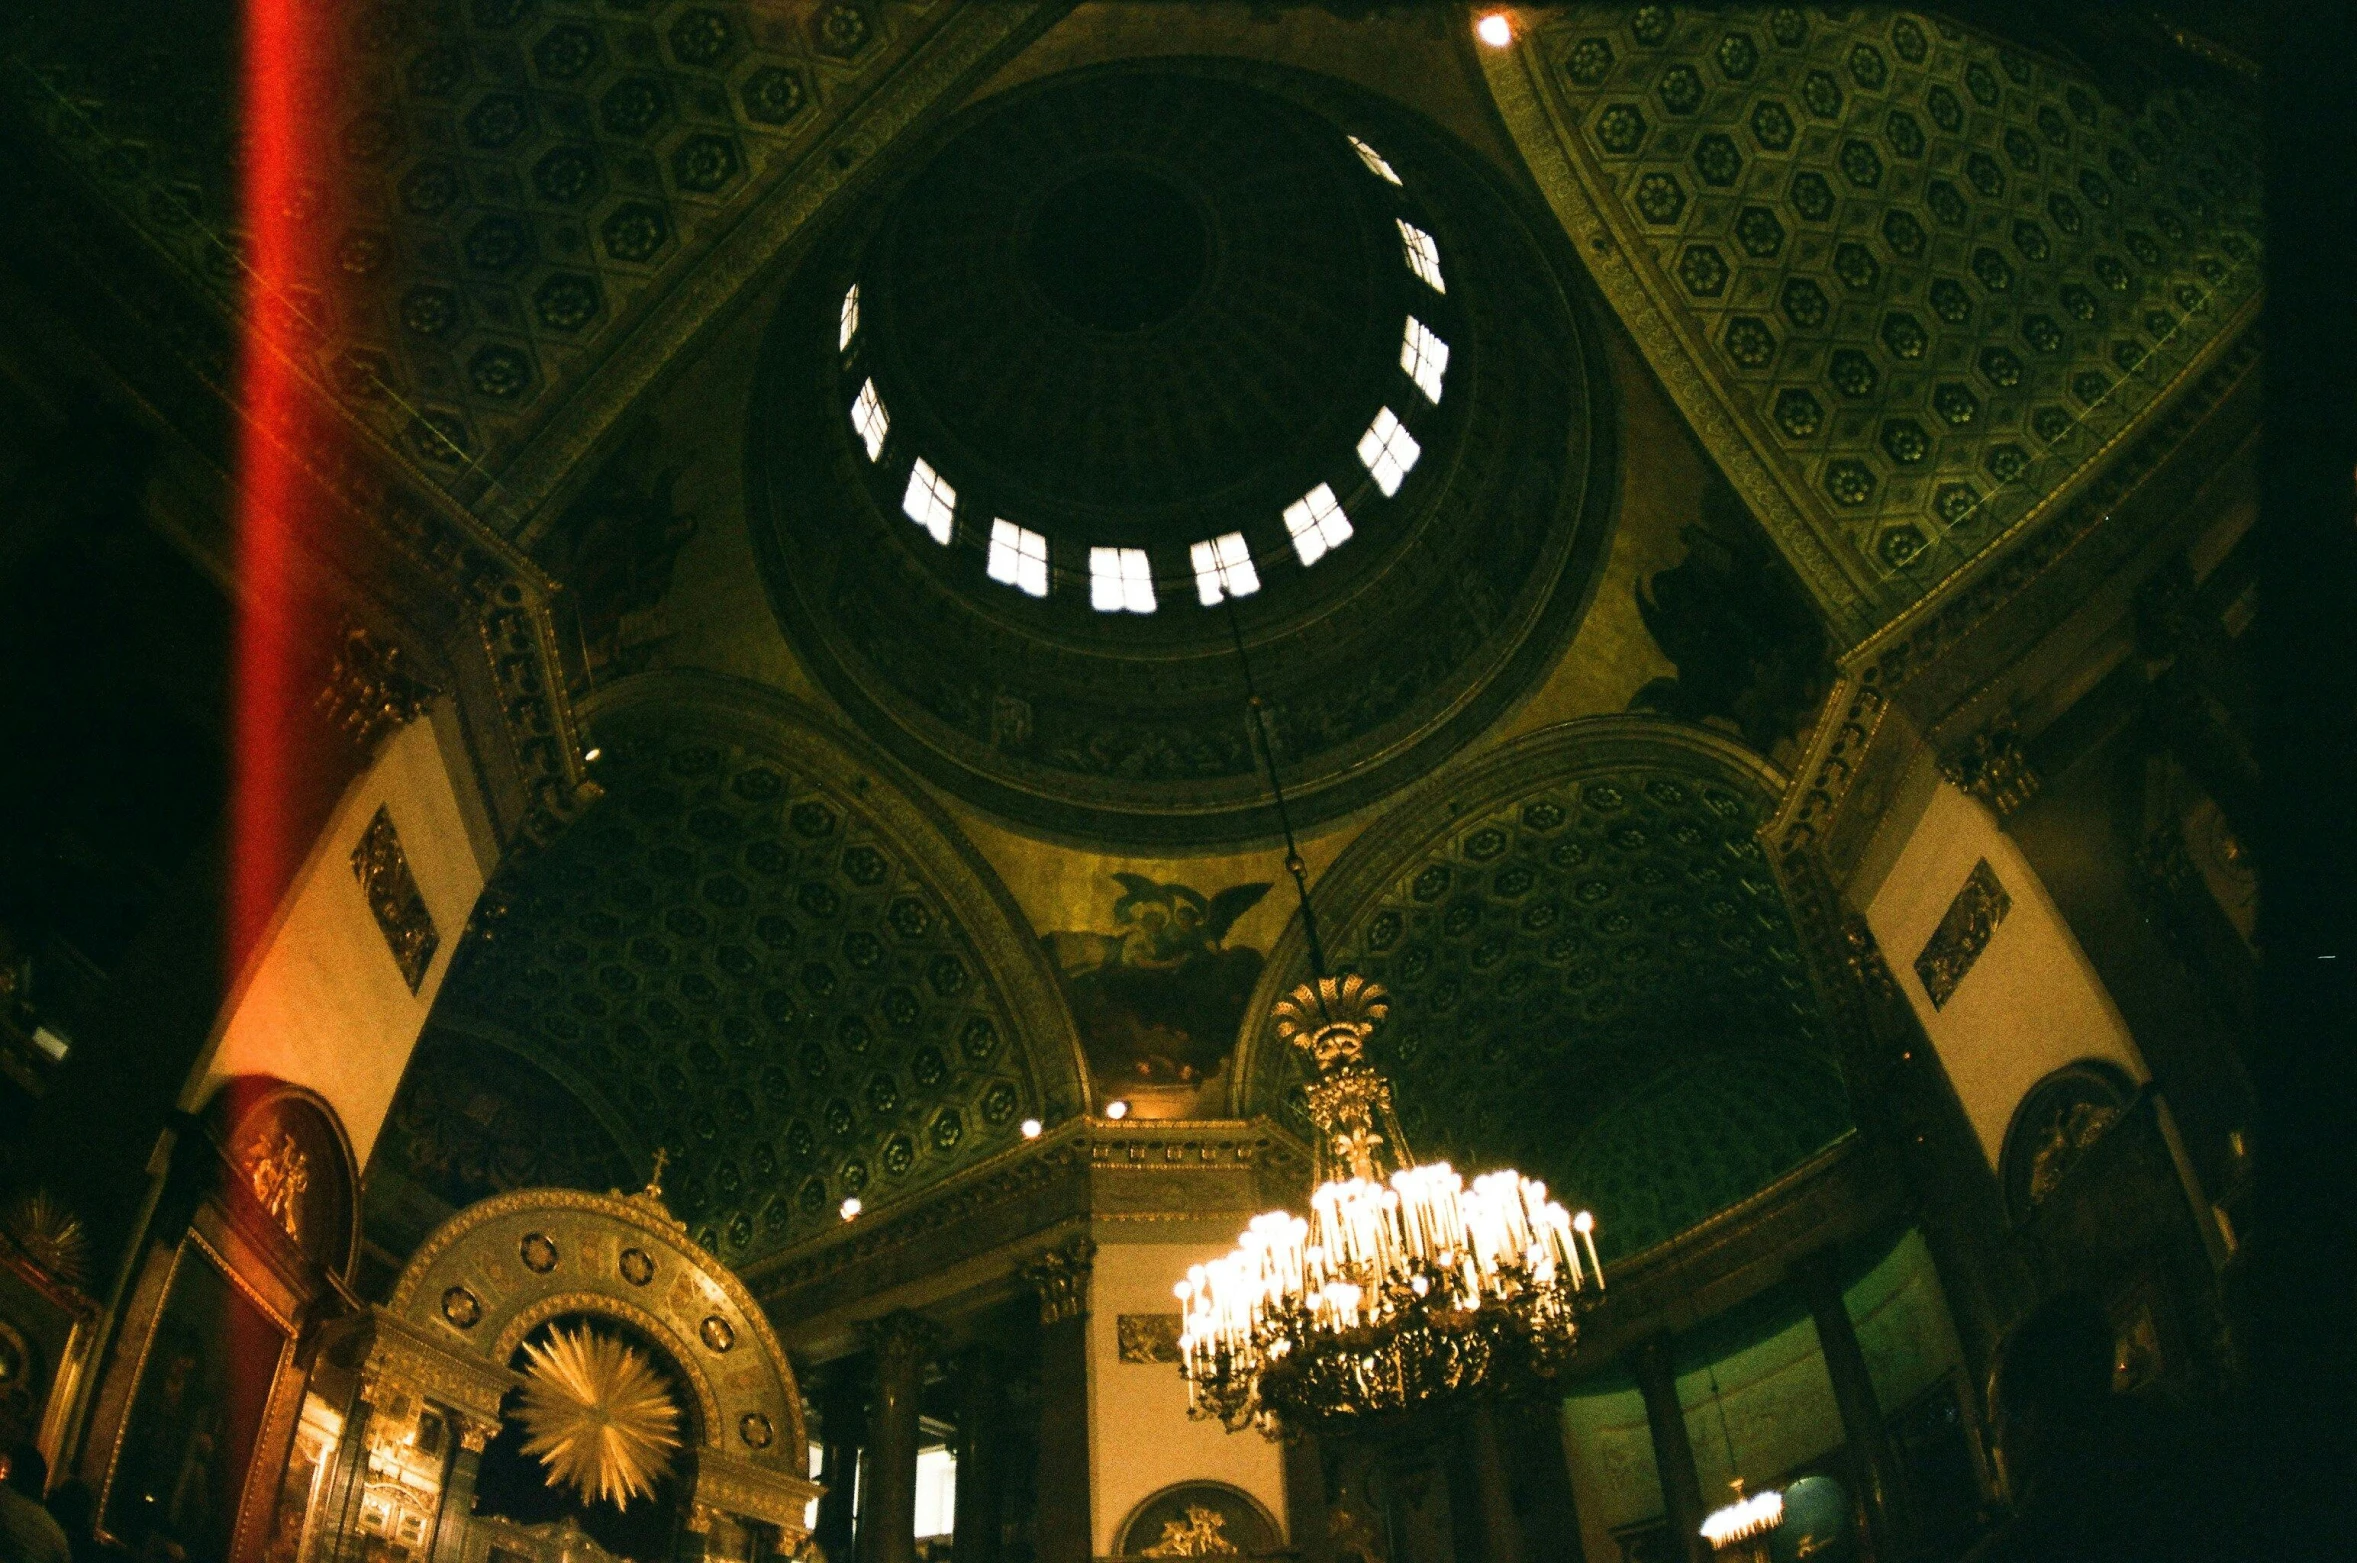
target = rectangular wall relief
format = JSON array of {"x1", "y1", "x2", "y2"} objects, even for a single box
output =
[
  {"x1": 352, "y1": 805, "x2": 439, "y2": 993},
  {"x1": 1914, "y1": 858, "x2": 2010, "y2": 1010},
  {"x1": 1116, "y1": 1313, "x2": 1181, "y2": 1364}
]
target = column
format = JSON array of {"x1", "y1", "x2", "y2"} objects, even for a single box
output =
[
  {"x1": 857, "y1": 1314, "x2": 941, "y2": 1563},
  {"x1": 1020, "y1": 1237, "x2": 1095, "y2": 1563},
  {"x1": 1457, "y1": 1405, "x2": 1524, "y2": 1563},
  {"x1": 427, "y1": 1417, "x2": 491, "y2": 1563},
  {"x1": 815, "y1": 1360, "x2": 867, "y2": 1563},
  {"x1": 1627, "y1": 1337, "x2": 1707, "y2": 1563},
  {"x1": 1794, "y1": 1251, "x2": 1910, "y2": 1563},
  {"x1": 1280, "y1": 1436, "x2": 1331, "y2": 1563},
  {"x1": 1496, "y1": 1400, "x2": 1585, "y2": 1563},
  {"x1": 950, "y1": 1346, "x2": 1006, "y2": 1563}
]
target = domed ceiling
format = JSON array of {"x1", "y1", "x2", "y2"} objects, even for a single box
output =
[
  {"x1": 751, "y1": 61, "x2": 1619, "y2": 845},
  {"x1": 407, "y1": 677, "x2": 1084, "y2": 1267},
  {"x1": 1238, "y1": 719, "x2": 1852, "y2": 1260},
  {"x1": 1486, "y1": 4, "x2": 2261, "y2": 639}
]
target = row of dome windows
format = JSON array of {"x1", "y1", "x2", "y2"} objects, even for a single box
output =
[{"x1": 837, "y1": 133, "x2": 1448, "y2": 614}]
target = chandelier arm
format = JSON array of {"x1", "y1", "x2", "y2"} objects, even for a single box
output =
[{"x1": 1224, "y1": 597, "x2": 1333, "y2": 1005}]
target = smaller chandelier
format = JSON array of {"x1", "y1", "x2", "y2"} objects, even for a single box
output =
[
  {"x1": 1702, "y1": 1479, "x2": 1785, "y2": 1557},
  {"x1": 1176, "y1": 975, "x2": 1603, "y2": 1432}
]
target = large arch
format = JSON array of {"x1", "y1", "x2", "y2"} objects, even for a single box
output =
[
  {"x1": 1234, "y1": 715, "x2": 1853, "y2": 1260},
  {"x1": 420, "y1": 670, "x2": 1087, "y2": 1269}
]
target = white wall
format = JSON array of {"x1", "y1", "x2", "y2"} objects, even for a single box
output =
[
  {"x1": 1864, "y1": 781, "x2": 2146, "y2": 1167},
  {"x1": 189, "y1": 706, "x2": 492, "y2": 1164},
  {"x1": 1088, "y1": 1238, "x2": 1288, "y2": 1552}
]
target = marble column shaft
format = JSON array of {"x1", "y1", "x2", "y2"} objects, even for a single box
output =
[
  {"x1": 950, "y1": 1346, "x2": 1007, "y2": 1563},
  {"x1": 857, "y1": 1314, "x2": 942, "y2": 1563},
  {"x1": 1795, "y1": 1251, "x2": 1911, "y2": 1562},
  {"x1": 1628, "y1": 1337, "x2": 1708, "y2": 1563},
  {"x1": 1022, "y1": 1238, "x2": 1095, "y2": 1563},
  {"x1": 815, "y1": 1360, "x2": 867, "y2": 1563}
]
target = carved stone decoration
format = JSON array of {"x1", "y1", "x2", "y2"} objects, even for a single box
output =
[
  {"x1": 1940, "y1": 723, "x2": 2044, "y2": 818},
  {"x1": 351, "y1": 806, "x2": 440, "y2": 993},
  {"x1": 1999, "y1": 1062, "x2": 2138, "y2": 1226},
  {"x1": 241, "y1": 1131, "x2": 311, "y2": 1243},
  {"x1": 318, "y1": 626, "x2": 440, "y2": 753},
  {"x1": 1914, "y1": 860, "x2": 2012, "y2": 1011},
  {"x1": 1840, "y1": 912, "x2": 1897, "y2": 1004},
  {"x1": 1116, "y1": 1483, "x2": 1280, "y2": 1560},
  {"x1": 1021, "y1": 1236, "x2": 1098, "y2": 1326},
  {"x1": 1116, "y1": 1315, "x2": 1182, "y2": 1364}
]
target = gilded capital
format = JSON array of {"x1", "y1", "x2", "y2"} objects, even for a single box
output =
[
  {"x1": 856, "y1": 1310, "x2": 944, "y2": 1374},
  {"x1": 319, "y1": 626, "x2": 439, "y2": 753},
  {"x1": 1940, "y1": 722, "x2": 2041, "y2": 818},
  {"x1": 1021, "y1": 1235, "x2": 1097, "y2": 1326}
]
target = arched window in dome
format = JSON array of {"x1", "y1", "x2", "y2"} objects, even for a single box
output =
[
  {"x1": 1401, "y1": 317, "x2": 1449, "y2": 404},
  {"x1": 1358, "y1": 408, "x2": 1421, "y2": 498},
  {"x1": 1396, "y1": 218, "x2": 1446, "y2": 294},
  {"x1": 987, "y1": 520, "x2": 1050, "y2": 597},
  {"x1": 902, "y1": 457, "x2": 956, "y2": 545},
  {"x1": 1190, "y1": 532, "x2": 1261, "y2": 605},
  {"x1": 1282, "y1": 483, "x2": 1354, "y2": 567},
  {"x1": 840, "y1": 284, "x2": 862, "y2": 352},
  {"x1": 1349, "y1": 135, "x2": 1403, "y2": 187},
  {"x1": 852, "y1": 378, "x2": 889, "y2": 460},
  {"x1": 1090, "y1": 547, "x2": 1156, "y2": 614}
]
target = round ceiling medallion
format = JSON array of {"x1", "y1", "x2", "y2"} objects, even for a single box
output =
[{"x1": 751, "y1": 62, "x2": 1618, "y2": 845}]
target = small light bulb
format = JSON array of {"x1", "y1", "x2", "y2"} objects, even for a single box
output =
[
  {"x1": 1572, "y1": 1209, "x2": 1595, "y2": 1234},
  {"x1": 1020, "y1": 1117, "x2": 1043, "y2": 1139},
  {"x1": 1104, "y1": 1099, "x2": 1130, "y2": 1121},
  {"x1": 1475, "y1": 12, "x2": 1513, "y2": 48},
  {"x1": 583, "y1": 746, "x2": 603, "y2": 763},
  {"x1": 840, "y1": 1197, "x2": 862, "y2": 1221}
]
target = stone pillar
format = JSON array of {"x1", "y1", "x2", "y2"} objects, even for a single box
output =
[
  {"x1": 950, "y1": 1346, "x2": 1007, "y2": 1563},
  {"x1": 1280, "y1": 1436, "x2": 1331, "y2": 1563},
  {"x1": 815, "y1": 1360, "x2": 867, "y2": 1563},
  {"x1": 1460, "y1": 1405, "x2": 1524, "y2": 1563},
  {"x1": 1795, "y1": 1251, "x2": 1910, "y2": 1563},
  {"x1": 1021, "y1": 1237, "x2": 1095, "y2": 1563},
  {"x1": 1627, "y1": 1338, "x2": 1707, "y2": 1563},
  {"x1": 858, "y1": 1314, "x2": 942, "y2": 1563},
  {"x1": 1497, "y1": 1400, "x2": 1585, "y2": 1563},
  {"x1": 428, "y1": 1416, "x2": 492, "y2": 1563}
]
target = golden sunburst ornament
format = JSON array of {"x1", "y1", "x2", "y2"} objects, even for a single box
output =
[{"x1": 516, "y1": 1325, "x2": 682, "y2": 1509}]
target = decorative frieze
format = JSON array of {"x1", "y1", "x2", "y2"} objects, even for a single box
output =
[
  {"x1": 1115, "y1": 1314, "x2": 1182, "y2": 1364},
  {"x1": 352, "y1": 805, "x2": 440, "y2": 992},
  {"x1": 1913, "y1": 859, "x2": 2011, "y2": 1010}
]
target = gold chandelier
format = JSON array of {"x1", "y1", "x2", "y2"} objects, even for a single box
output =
[{"x1": 1175, "y1": 973, "x2": 1603, "y2": 1432}]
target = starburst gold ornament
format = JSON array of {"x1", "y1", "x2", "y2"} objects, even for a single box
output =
[
  {"x1": 516, "y1": 1325, "x2": 682, "y2": 1509},
  {"x1": 2, "y1": 1190, "x2": 90, "y2": 1288}
]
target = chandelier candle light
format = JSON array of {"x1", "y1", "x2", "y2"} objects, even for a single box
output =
[{"x1": 1175, "y1": 974, "x2": 1602, "y2": 1432}]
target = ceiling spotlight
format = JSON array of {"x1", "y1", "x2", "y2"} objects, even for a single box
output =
[
  {"x1": 839, "y1": 1197, "x2": 862, "y2": 1221},
  {"x1": 1104, "y1": 1100, "x2": 1130, "y2": 1121},
  {"x1": 1020, "y1": 1118, "x2": 1043, "y2": 1139},
  {"x1": 1475, "y1": 12, "x2": 1513, "y2": 48}
]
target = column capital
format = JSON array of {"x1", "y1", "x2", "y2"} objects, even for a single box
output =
[
  {"x1": 856, "y1": 1310, "x2": 946, "y2": 1373},
  {"x1": 1021, "y1": 1235, "x2": 1097, "y2": 1326},
  {"x1": 1940, "y1": 720, "x2": 2042, "y2": 818}
]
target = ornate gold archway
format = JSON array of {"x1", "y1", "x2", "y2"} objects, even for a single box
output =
[{"x1": 354, "y1": 1179, "x2": 819, "y2": 1561}]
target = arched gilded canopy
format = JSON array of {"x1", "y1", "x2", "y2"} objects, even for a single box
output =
[
  {"x1": 1236, "y1": 718, "x2": 1852, "y2": 1259},
  {"x1": 425, "y1": 672, "x2": 1085, "y2": 1267}
]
